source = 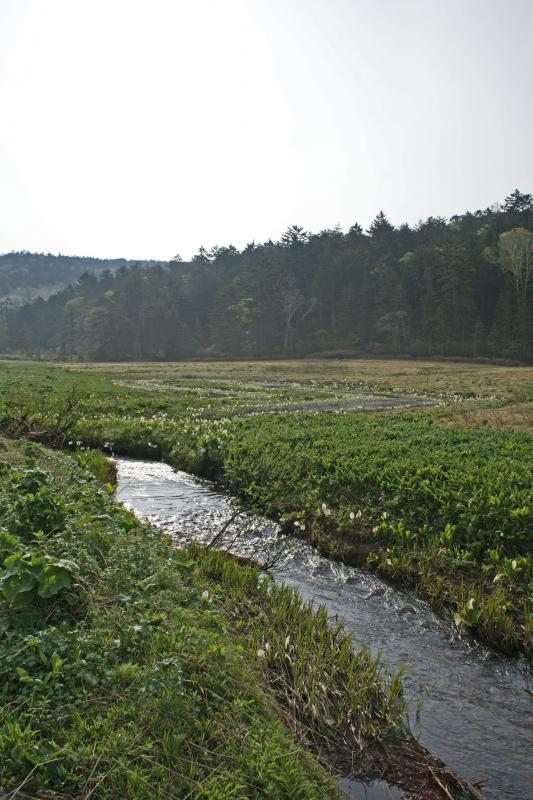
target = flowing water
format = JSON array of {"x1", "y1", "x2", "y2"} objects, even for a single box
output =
[{"x1": 116, "y1": 459, "x2": 532, "y2": 800}]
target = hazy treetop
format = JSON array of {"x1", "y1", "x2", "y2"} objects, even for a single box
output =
[{"x1": 0, "y1": 0, "x2": 532, "y2": 260}]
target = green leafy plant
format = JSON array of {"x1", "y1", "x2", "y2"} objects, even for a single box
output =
[
  {"x1": 7, "y1": 469, "x2": 65, "y2": 540},
  {"x1": 0, "y1": 543, "x2": 78, "y2": 607}
]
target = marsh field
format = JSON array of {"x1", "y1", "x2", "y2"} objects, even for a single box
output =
[{"x1": 0, "y1": 357, "x2": 532, "y2": 800}]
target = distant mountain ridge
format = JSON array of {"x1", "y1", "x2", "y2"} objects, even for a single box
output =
[{"x1": 0, "y1": 251, "x2": 165, "y2": 304}]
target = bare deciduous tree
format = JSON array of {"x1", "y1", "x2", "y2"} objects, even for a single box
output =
[
  {"x1": 498, "y1": 228, "x2": 533, "y2": 303},
  {"x1": 278, "y1": 275, "x2": 316, "y2": 353}
]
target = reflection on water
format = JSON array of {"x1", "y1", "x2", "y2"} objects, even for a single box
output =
[{"x1": 116, "y1": 458, "x2": 532, "y2": 800}]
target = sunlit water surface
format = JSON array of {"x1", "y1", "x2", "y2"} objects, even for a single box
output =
[{"x1": 116, "y1": 459, "x2": 532, "y2": 800}]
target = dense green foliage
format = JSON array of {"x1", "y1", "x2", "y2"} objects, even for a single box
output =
[
  {"x1": 2, "y1": 190, "x2": 532, "y2": 361},
  {"x1": 0, "y1": 251, "x2": 163, "y2": 306},
  {"x1": 0, "y1": 361, "x2": 531, "y2": 657},
  {"x1": 1, "y1": 437, "x2": 411, "y2": 798},
  {"x1": 218, "y1": 415, "x2": 533, "y2": 655},
  {"x1": 222, "y1": 415, "x2": 532, "y2": 554},
  {"x1": 72, "y1": 447, "x2": 118, "y2": 485}
]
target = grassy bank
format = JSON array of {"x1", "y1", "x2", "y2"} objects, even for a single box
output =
[
  {"x1": 215, "y1": 414, "x2": 533, "y2": 658},
  {"x1": 0, "y1": 437, "x2": 378, "y2": 798},
  {"x1": 0, "y1": 437, "x2": 485, "y2": 800},
  {"x1": 0, "y1": 360, "x2": 531, "y2": 659}
]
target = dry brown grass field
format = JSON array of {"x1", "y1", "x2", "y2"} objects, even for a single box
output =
[{"x1": 61, "y1": 358, "x2": 533, "y2": 431}]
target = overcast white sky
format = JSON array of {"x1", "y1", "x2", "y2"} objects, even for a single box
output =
[{"x1": 1, "y1": 0, "x2": 532, "y2": 260}]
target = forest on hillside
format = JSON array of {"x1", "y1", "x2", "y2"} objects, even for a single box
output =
[
  {"x1": 0, "y1": 251, "x2": 163, "y2": 304},
  {"x1": 1, "y1": 190, "x2": 532, "y2": 362}
]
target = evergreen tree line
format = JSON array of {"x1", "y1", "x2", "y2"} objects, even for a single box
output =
[{"x1": 1, "y1": 190, "x2": 532, "y2": 362}]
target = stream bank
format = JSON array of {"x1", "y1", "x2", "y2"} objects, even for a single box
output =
[{"x1": 116, "y1": 458, "x2": 531, "y2": 800}]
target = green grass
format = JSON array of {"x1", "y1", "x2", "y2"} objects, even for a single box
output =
[
  {"x1": 0, "y1": 436, "x2": 411, "y2": 799},
  {"x1": 0, "y1": 360, "x2": 531, "y2": 658},
  {"x1": 218, "y1": 413, "x2": 533, "y2": 656},
  {"x1": 71, "y1": 447, "x2": 117, "y2": 485}
]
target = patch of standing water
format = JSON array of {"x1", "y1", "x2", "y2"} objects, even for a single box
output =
[
  {"x1": 116, "y1": 458, "x2": 532, "y2": 800},
  {"x1": 113, "y1": 379, "x2": 441, "y2": 415},
  {"x1": 339, "y1": 778, "x2": 403, "y2": 799}
]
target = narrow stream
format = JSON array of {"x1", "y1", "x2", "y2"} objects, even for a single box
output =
[{"x1": 116, "y1": 458, "x2": 532, "y2": 800}]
